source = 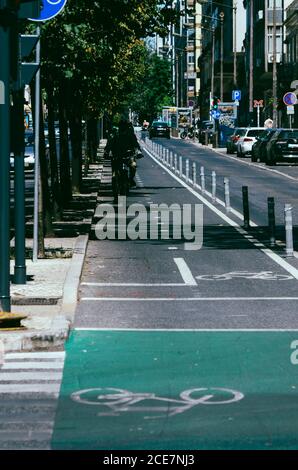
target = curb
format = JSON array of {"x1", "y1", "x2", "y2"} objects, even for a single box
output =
[
  {"x1": 0, "y1": 230, "x2": 89, "y2": 353},
  {"x1": 61, "y1": 234, "x2": 89, "y2": 321},
  {"x1": 0, "y1": 317, "x2": 70, "y2": 353}
]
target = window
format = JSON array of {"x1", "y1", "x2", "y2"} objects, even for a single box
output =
[
  {"x1": 268, "y1": 26, "x2": 283, "y2": 54},
  {"x1": 268, "y1": 0, "x2": 282, "y2": 8},
  {"x1": 188, "y1": 53, "x2": 195, "y2": 64}
]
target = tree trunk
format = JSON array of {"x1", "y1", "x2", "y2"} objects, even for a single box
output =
[
  {"x1": 59, "y1": 83, "x2": 72, "y2": 204},
  {"x1": 39, "y1": 93, "x2": 54, "y2": 238},
  {"x1": 69, "y1": 90, "x2": 82, "y2": 194},
  {"x1": 46, "y1": 81, "x2": 61, "y2": 217}
]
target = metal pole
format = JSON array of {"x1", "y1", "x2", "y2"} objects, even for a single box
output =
[
  {"x1": 200, "y1": 166, "x2": 205, "y2": 193},
  {"x1": 33, "y1": 27, "x2": 41, "y2": 262},
  {"x1": 174, "y1": 154, "x2": 177, "y2": 173},
  {"x1": 0, "y1": 20, "x2": 11, "y2": 311},
  {"x1": 211, "y1": 27, "x2": 215, "y2": 99},
  {"x1": 233, "y1": 3, "x2": 237, "y2": 87},
  {"x1": 224, "y1": 177, "x2": 231, "y2": 212},
  {"x1": 220, "y1": 12, "x2": 224, "y2": 102},
  {"x1": 166, "y1": 149, "x2": 169, "y2": 166},
  {"x1": 267, "y1": 197, "x2": 276, "y2": 247},
  {"x1": 272, "y1": 0, "x2": 278, "y2": 127},
  {"x1": 212, "y1": 170, "x2": 217, "y2": 202},
  {"x1": 13, "y1": 88, "x2": 27, "y2": 284},
  {"x1": 242, "y1": 186, "x2": 250, "y2": 229},
  {"x1": 284, "y1": 204, "x2": 294, "y2": 257},
  {"x1": 257, "y1": 105, "x2": 260, "y2": 127},
  {"x1": 249, "y1": 0, "x2": 254, "y2": 121}
]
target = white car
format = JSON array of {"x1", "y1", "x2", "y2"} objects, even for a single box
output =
[{"x1": 236, "y1": 128, "x2": 265, "y2": 157}]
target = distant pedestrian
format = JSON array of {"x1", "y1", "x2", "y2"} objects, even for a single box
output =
[{"x1": 264, "y1": 119, "x2": 273, "y2": 129}]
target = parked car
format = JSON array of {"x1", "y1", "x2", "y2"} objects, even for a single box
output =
[
  {"x1": 251, "y1": 129, "x2": 279, "y2": 162},
  {"x1": 265, "y1": 129, "x2": 298, "y2": 166},
  {"x1": 226, "y1": 128, "x2": 246, "y2": 154},
  {"x1": 236, "y1": 128, "x2": 265, "y2": 157},
  {"x1": 10, "y1": 132, "x2": 35, "y2": 169},
  {"x1": 149, "y1": 121, "x2": 170, "y2": 139}
]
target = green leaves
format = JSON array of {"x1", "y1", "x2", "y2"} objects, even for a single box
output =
[{"x1": 38, "y1": 0, "x2": 176, "y2": 116}]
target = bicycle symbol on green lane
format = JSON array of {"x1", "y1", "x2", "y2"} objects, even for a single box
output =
[{"x1": 71, "y1": 387, "x2": 244, "y2": 419}]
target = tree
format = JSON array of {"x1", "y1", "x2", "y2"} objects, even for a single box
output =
[{"x1": 126, "y1": 48, "x2": 173, "y2": 122}]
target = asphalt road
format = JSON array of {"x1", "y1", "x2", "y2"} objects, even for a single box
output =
[
  {"x1": 51, "y1": 136, "x2": 298, "y2": 449},
  {"x1": 4, "y1": 137, "x2": 298, "y2": 450}
]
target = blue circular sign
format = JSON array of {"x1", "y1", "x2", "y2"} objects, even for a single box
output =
[
  {"x1": 30, "y1": 0, "x2": 68, "y2": 22},
  {"x1": 283, "y1": 92, "x2": 297, "y2": 106}
]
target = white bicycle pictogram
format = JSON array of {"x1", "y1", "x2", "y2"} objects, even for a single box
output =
[
  {"x1": 71, "y1": 387, "x2": 244, "y2": 419},
  {"x1": 196, "y1": 271, "x2": 293, "y2": 281}
]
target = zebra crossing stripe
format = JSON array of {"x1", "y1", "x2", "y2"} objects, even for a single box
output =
[{"x1": 0, "y1": 351, "x2": 65, "y2": 396}]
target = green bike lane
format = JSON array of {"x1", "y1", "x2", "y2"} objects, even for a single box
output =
[
  {"x1": 52, "y1": 330, "x2": 298, "y2": 450},
  {"x1": 52, "y1": 150, "x2": 298, "y2": 450}
]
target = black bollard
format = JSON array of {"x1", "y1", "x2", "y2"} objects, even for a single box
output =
[
  {"x1": 267, "y1": 197, "x2": 276, "y2": 247},
  {"x1": 242, "y1": 186, "x2": 250, "y2": 229}
]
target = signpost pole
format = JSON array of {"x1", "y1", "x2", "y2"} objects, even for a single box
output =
[
  {"x1": 0, "y1": 16, "x2": 11, "y2": 312},
  {"x1": 32, "y1": 26, "x2": 41, "y2": 262},
  {"x1": 257, "y1": 105, "x2": 260, "y2": 127}
]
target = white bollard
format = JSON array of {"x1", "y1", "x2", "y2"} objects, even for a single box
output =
[
  {"x1": 212, "y1": 171, "x2": 217, "y2": 203},
  {"x1": 284, "y1": 204, "x2": 294, "y2": 257},
  {"x1": 186, "y1": 159, "x2": 190, "y2": 182},
  {"x1": 170, "y1": 151, "x2": 173, "y2": 169},
  {"x1": 200, "y1": 166, "x2": 205, "y2": 193},
  {"x1": 179, "y1": 156, "x2": 183, "y2": 177},
  {"x1": 224, "y1": 177, "x2": 231, "y2": 212},
  {"x1": 192, "y1": 162, "x2": 197, "y2": 187},
  {"x1": 174, "y1": 154, "x2": 178, "y2": 173}
]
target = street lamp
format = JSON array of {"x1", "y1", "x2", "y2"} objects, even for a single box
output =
[{"x1": 220, "y1": 11, "x2": 224, "y2": 102}]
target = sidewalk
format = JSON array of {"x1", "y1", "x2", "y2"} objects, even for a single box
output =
[{"x1": 0, "y1": 141, "x2": 106, "y2": 353}]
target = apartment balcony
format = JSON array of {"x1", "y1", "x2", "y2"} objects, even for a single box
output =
[
  {"x1": 186, "y1": 0, "x2": 195, "y2": 7},
  {"x1": 186, "y1": 43, "x2": 195, "y2": 52}
]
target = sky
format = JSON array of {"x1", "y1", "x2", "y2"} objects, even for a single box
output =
[{"x1": 237, "y1": 1, "x2": 246, "y2": 51}]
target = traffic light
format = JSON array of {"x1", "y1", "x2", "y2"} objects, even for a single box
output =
[{"x1": 212, "y1": 97, "x2": 220, "y2": 111}]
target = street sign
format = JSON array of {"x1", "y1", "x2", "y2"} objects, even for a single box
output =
[
  {"x1": 20, "y1": 34, "x2": 39, "y2": 58},
  {"x1": 283, "y1": 92, "x2": 297, "y2": 106},
  {"x1": 254, "y1": 100, "x2": 263, "y2": 108},
  {"x1": 232, "y1": 90, "x2": 241, "y2": 101},
  {"x1": 210, "y1": 109, "x2": 221, "y2": 119},
  {"x1": 287, "y1": 105, "x2": 295, "y2": 115},
  {"x1": 29, "y1": 0, "x2": 68, "y2": 22}
]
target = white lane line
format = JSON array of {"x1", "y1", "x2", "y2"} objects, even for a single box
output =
[
  {"x1": 81, "y1": 297, "x2": 298, "y2": 302},
  {"x1": 1, "y1": 362, "x2": 64, "y2": 370},
  {"x1": 81, "y1": 282, "x2": 187, "y2": 287},
  {"x1": 174, "y1": 258, "x2": 197, "y2": 286},
  {"x1": 0, "y1": 372, "x2": 63, "y2": 381},
  {"x1": 143, "y1": 146, "x2": 298, "y2": 280},
  {"x1": 75, "y1": 327, "x2": 298, "y2": 331}
]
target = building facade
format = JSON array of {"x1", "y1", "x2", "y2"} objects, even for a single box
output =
[{"x1": 198, "y1": 0, "x2": 235, "y2": 121}]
